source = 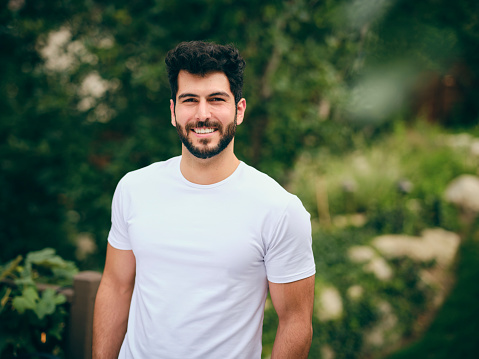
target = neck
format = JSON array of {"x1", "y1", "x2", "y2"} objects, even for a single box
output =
[{"x1": 179, "y1": 143, "x2": 240, "y2": 185}]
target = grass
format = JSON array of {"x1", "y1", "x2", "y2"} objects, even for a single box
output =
[{"x1": 385, "y1": 227, "x2": 479, "y2": 359}]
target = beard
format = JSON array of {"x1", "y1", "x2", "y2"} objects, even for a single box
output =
[{"x1": 175, "y1": 116, "x2": 237, "y2": 159}]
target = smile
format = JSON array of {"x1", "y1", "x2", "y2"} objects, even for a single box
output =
[{"x1": 192, "y1": 128, "x2": 217, "y2": 134}]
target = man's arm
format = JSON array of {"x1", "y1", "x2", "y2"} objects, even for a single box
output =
[
  {"x1": 269, "y1": 275, "x2": 315, "y2": 359},
  {"x1": 93, "y1": 243, "x2": 136, "y2": 359}
]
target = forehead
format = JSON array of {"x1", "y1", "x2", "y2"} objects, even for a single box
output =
[{"x1": 176, "y1": 70, "x2": 232, "y2": 97}]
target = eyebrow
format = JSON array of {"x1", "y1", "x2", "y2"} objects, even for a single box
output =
[
  {"x1": 208, "y1": 92, "x2": 230, "y2": 98},
  {"x1": 178, "y1": 91, "x2": 231, "y2": 100}
]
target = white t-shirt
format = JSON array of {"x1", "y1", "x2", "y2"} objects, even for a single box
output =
[{"x1": 108, "y1": 156, "x2": 315, "y2": 358}]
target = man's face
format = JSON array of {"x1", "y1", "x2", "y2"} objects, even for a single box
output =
[{"x1": 170, "y1": 70, "x2": 246, "y2": 159}]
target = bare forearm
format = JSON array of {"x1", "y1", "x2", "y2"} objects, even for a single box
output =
[
  {"x1": 92, "y1": 283, "x2": 133, "y2": 359},
  {"x1": 271, "y1": 321, "x2": 312, "y2": 359}
]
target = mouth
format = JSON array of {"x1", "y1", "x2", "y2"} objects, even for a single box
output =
[{"x1": 192, "y1": 127, "x2": 217, "y2": 135}]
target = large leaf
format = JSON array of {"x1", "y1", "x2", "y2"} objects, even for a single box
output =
[
  {"x1": 12, "y1": 287, "x2": 39, "y2": 314},
  {"x1": 26, "y1": 248, "x2": 67, "y2": 268},
  {"x1": 14, "y1": 277, "x2": 35, "y2": 287},
  {"x1": 34, "y1": 290, "x2": 52, "y2": 320},
  {"x1": 34, "y1": 289, "x2": 67, "y2": 320},
  {"x1": 26, "y1": 248, "x2": 56, "y2": 261}
]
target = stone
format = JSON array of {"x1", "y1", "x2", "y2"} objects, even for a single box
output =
[
  {"x1": 316, "y1": 285, "x2": 343, "y2": 321},
  {"x1": 321, "y1": 345, "x2": 336, "y2": 359},
  {"x1": 347, "y1": 285, "x2": 364, "y2": 300},
  {"x1": 445, "y1": 174, "x2": 479, "y2": 213},
  {"x1": 348, "y1": 245, "x2": 376, "y2": 263},
  {"x1": 372, "y1": 228, "x2": 460, "y2": 267},
  {"x1": 365, "y1": 257, "x2": 393, "y2": 281}
]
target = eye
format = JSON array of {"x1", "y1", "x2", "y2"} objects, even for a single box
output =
[
  {"x1": 182, "y1": 98, "x2": 197, "y2": 103},
  {"x1": 210, "y1": 97, "x2": 225, "y2": 102}
]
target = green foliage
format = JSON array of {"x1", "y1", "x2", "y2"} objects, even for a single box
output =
[
  {"x1": 261, "y1": 123, "x2": 474, "y2": 358},
  {"x1": 2, "y1": 0, "x2": 478, "y2": 269},
  {"x1": 386, "y1": 228, "x2": 479, "y2": 359},
  {"x1": 262, "y1": 226, "x2": 434, "y2": 359},
  {"x1": 0, "y1": 248, "x2": 78, "y2": 358},
  {"x1": 0, "y1": 0, "x2": 364, "y2": 267},
  {"x1": 1, "y1": 1, "x2": 479, "y2": 357},
  {"x1": 292, "y1": 122, "x2": 475, "y2": 235}
]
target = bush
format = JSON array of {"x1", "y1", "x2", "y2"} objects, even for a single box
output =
[
  {"x1": 0, "y1": 249, "x2": 78, "y2": 358},
  {"x1": 261, "y1": 122, "x2": 473, "y2": 358}
]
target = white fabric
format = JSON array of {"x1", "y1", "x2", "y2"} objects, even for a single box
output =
[{"x1": 108, "y1": 156, "x2": 315, "y2": 359}]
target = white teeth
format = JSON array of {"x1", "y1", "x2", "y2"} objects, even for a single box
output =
[{"x1": 194, "y1": 128, "x2": 215, "y2": 134}]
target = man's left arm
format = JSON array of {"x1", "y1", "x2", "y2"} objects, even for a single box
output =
[{"x1": 269, "y1": 274, "x2": 315, "y2": 359}]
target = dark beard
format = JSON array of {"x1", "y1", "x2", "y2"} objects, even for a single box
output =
[{"x1": 175, "y1": 117, "x2": 237, "y2": 159}]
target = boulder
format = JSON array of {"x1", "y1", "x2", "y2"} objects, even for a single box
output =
[
  {"x1": 315, "y1": 285, "x2": 343, "y2": 321},
  {"x1": 372, "y1": 228, "x2": 460, "y2": 267},
  {"x1": 445, "y1": 174, "x2": 479, "y2": 213}
]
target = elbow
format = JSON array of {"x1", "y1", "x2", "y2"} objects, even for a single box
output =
[{"x1": 278, "y1": 318, "x2": 313, "y2": 345}]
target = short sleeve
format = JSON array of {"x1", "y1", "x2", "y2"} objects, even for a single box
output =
[
  {"x1": 264, "y1": 196, "x2": 316, "y2": 283},
  {"x1": 107, "y1": 177, "x2": 132, "y2": 250}
]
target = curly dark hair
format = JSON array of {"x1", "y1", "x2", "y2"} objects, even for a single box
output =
[{"x1": 165, "y1": 41, "x2": 246, "y2": 105}]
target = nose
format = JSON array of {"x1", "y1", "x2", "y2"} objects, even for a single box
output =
[{"x1": 195, "y1": 99, "x2": 211, "y2": 121}]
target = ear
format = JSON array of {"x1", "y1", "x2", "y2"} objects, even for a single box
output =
[
  {"x1": 235, "y1": 98, "x2": 246, "y2": 126},
  {"x1": 170, "y1": 99, "x2": 176, "y2": 126}
]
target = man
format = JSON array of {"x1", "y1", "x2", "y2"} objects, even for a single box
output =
[{"x1": 93, "y1": 41, "x2": 315, "y2": 359}]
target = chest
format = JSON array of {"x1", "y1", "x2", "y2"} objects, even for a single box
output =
[{"x1": 125, "y1": 188, "x2": 268, "y2": 280}]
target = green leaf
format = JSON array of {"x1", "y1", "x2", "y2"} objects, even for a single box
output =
[
  {"x1": 14, "y1": 277, "x2": 35, "y2": 286},
  {"x1": 53, "y1": 293, "x2": 67, "y2": 306},
  {"x1": 51, "y1": 262, "x2": 79, "y2": 282},
  {"x1": 12, "y1": 287, "x2": 39, "y2": 314},
  {"x1": 35, "y1": 295, "x2": 55, "y2": 320},
  {"x1": 27, "y1": 248, "x2": 68, "y2": 269},
  {"x1": 33, "y1": 289, "x2": 66, "y2": 320},
  {"x1": 26, "y1": 248, "x2": 56, "y2": 263}
]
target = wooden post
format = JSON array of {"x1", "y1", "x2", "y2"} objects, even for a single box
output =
[
  {"x1": 316, "y1": 177, "x2": 331, "y2": 227},
  {"x1": 68, "y1": 271, "x2": 102, "y2": 359}
]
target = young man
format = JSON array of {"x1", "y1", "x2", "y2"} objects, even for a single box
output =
[{"x1": 93, "y1": 41, "x2": 315, "y2": 359}]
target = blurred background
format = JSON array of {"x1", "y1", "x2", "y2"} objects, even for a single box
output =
[{"x1": 1, "y1": 0, "x2": 478, "y2": 358}]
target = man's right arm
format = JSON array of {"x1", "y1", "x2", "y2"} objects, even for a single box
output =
[{"x1": 93, "y1": 243, "x2": 136, "y2": 359}]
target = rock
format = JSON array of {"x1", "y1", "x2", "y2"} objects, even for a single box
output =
[
  {"x1": 348, "y1": 245, "x2": 376, "y2": 263},
  {"x1": 445, "y1": 133, "x2": 473, "y2": 149},
  {"x1": 470, "y1": 139, "x2": 479, "y2": 157},
  {"x1": 372, "y1": 228, "x2": 460, "y2": 313},
  {"x1": 321, "y1": 345, "x2": 336, "y2": 359},
  {"x1": 365, "y1": 257, "x2": 393, "y2": 281},
  {"x1": 348, "y1": 245, "x2": 393, "y2": 280},
  {"x1": 372, "y1": 228, "x2": 460, "y2": 267},
  {"x1": 347, "y1": 285, "x2": 364, "y2": 300},
  {"x1": 445, "y1": 174, "x2": 479, "y2": 213},
  {"x1": 316, "y1": 285, "x2": 343, "y2": 321}
]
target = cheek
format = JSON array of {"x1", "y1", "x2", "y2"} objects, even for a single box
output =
[
  {"x1": 175, "y1": 106, "x2": 196, "y2": 118},
  {"x1": 172, "y1": 109, "x2": 187, "y2": 125},
  {"x1": 216, "y1": 108, "x2": 236, "y2": 121}
]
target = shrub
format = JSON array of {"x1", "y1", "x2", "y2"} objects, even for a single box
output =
[
  {"x1": 0, "y1": 248, "x2": 78, "y2": 358},
  {"x1": 261, "y1": 123, "x2": 472, "y2": 358}
]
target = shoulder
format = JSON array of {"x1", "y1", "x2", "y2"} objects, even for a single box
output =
[
  {"x1": 119, "y1": 156, "x2": 180, "y2": 188},
  {"x1": 238, "y1": 162, "x2": 304, "y2": 211}
]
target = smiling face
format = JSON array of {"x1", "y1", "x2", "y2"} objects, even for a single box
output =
[{"x1": 170, "y1": 70, "x2": 246, "y2": 160}]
